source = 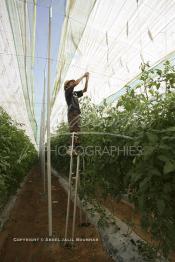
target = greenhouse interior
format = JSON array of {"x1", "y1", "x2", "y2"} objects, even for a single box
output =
[{"x1": 0, "y1": 0, "x2": 175, "y2": 261}]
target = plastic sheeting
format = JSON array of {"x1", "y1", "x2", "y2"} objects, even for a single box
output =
[
  {"x1": 0, "y1": 0, "x2": 37, "y2": 146},
  {"x1": 51, "y1": 0, "x2": 175, "y2": 132}
]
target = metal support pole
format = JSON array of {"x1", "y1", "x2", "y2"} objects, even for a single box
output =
[
  {"x1": 82, "y1": 157, "x2": 88, "y2": 224},
  {"x1": 65, "y1": 132, "x2": 75, "y2": 240},
  {"x1": 42, "y1": 70, "x2": 46, "y2": 193},
  {"x1": 47, "y1": 6, "x2": 52, "y2": 237},
  {"x1": 72, "y1": 155, "x2": 80, "y2": 240},
  {"x1": 78, "y1": 159, "x2": 82, "y2": 224},
  {"x1": 24, "y1": 0, "x2": 27, "y2": 71},
  {"x1": 32, "y1": 0, "x2": 37, "y2": 66},
  {"x1": 43, "y1": 144, "x2": 46, "y2": 193}
]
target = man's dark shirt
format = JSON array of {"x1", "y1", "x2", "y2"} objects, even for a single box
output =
[{"x1": 65, "y1": 87, "x2": 83, "y2": 114}]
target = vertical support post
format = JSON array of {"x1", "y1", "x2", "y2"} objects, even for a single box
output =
[
  {"x1": 65, "y1": 132, "x2": 75, "y2": 240},
  {"x1": 47, "y1": 6, "x2": 52, "y2": 237},
  {"x1": 82, "y1": 157, "x2": 88, "y2": 224},
  {"x1": 72, "y1": 155, "x2": 80, "y2": 240},
  {"x1": 24, "y1": 0, "x2": 27, "y2": 70},
  {"x1": 78, "y1": 159, "x2": 82, "y2": 224},
  {"x1": 32, "y1": 0, "x2": 37, "y2": 66},
  {"x1": 39, "y1": 70, "x2": 46, "y2": 176},
  {"x1": 42, "y1": 70, "x2": 46, "y2": 193}
]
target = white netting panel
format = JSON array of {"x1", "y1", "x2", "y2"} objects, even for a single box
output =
[{"x1": 51, "y1": 0, "x2": 175, "y2": 132}]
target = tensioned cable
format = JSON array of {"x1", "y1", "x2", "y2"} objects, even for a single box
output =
[
  {"x1": 0, "y1": 28, "x2": 174, "y2": 82},
  {"x1": 0, "y1": 51, "x2": 121, "y2": 79}
]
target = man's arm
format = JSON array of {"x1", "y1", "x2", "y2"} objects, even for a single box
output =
[
  {"x1": 83, "y1": 73, "x2": 89, "y2": 93},
  {"x1": 72, "y1": 72, "x2": 89, "y2": 98},
  {"x1": 69, "y1": 73, "x2": 87, "y2": 88},
  {"x1": 74, "y1": 75, "x2": 85, "y2": 86}
]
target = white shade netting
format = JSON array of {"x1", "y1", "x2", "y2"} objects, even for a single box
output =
[
  {"x1": 0, "y1": 0, "x2": 37, "y2": 147},
  {"x1": 51, "y1": 0, "x2": 175, "y2": 132}
]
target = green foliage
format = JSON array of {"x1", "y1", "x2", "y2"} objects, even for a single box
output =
[
  {"x1": 137, "y1": 240, "x2": 157, "y2": 261},
  {"x1": 50, "y1": 122, "x2": 69, "y2": 174},
  {"x1": 0, "y1": 107, "x2": 37, "y2": 211},
  {"x1": 51, "y1": 61, "x2": 175, "y2": 256}
]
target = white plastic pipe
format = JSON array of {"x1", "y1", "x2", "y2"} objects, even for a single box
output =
[
  {"x1": 47, "y1": 6, "x2": 52, "y2": 237},
  {"x1": 65, "y1": 132, "x2": 75, "y2": 240},
  {"x1": 72, "y1": 155, "x2": 80, "y2": 240}
]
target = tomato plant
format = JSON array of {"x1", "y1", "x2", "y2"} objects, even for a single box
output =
[
  {"x1": 0, "y1": 107, "x2": 37, "y2": 211},
  {"x1": 51, "y1": 61, "x2": 175, "y2": 256}
]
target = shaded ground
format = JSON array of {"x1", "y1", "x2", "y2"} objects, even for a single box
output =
[{"x1": 0, "y1": 167, "x2": 112, "y2": 262}]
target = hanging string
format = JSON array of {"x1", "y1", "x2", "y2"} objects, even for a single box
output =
[
  {"x1": 148, "y1": 28, "x2": 154, "y2": 41},
  {"x1": 126, "y1": 21, "x2": 129, "y2": 37}
]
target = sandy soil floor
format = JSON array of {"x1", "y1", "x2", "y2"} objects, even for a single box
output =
[{"x1": 0, "y1": 167, "x2": 112, "y2": 262}]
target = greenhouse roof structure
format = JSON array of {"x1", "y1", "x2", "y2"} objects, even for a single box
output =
[
  {"x1": 1, "y1": 1, "x2": 175, "y2": 256},
  {"x1": 50, "y1": 0, "x2": 175, "y2": 132},
  {"x1": 1, "y1": 0, "x2": 175, "y2": 141}
]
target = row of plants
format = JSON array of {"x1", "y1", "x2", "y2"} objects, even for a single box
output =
[
  {"x1": 51, "y1": 61, "x2": 175, "y2": 257},
  {"x1": 0, "y1": 107, "x2": 37, "y2": 213}
]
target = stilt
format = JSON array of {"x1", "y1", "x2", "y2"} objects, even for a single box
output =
[
  {"x1": 78, "y1": 172, "x2": 82, "y2": 225},
  {"x1": 72, "y1": 154, "x2": 80, "y2": 240},
  {"x1": 64, "y1": 132, "x2": 75, "y2": 240},
  {"x1": 82, "y1": 156, "x2": 88, "y2": 225},
  {"x1": 65, "y1": 135, "x2": 89, "y2": 243}
]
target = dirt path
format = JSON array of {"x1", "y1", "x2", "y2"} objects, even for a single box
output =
[{"x1": 0, "y1": 167, "x2": 112, "y2": 262}]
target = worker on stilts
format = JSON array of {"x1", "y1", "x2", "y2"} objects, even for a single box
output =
[{"x1": 64, "y1": 72, "x2": 89, "y2": 155}]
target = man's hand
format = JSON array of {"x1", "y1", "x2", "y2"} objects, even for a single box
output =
[
  {"x1": 83, "y1": 73, "x2": 89, "y2": 93},
  {"x1": 84, "y1": 72, "x2": 89, "y2": 77}
]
